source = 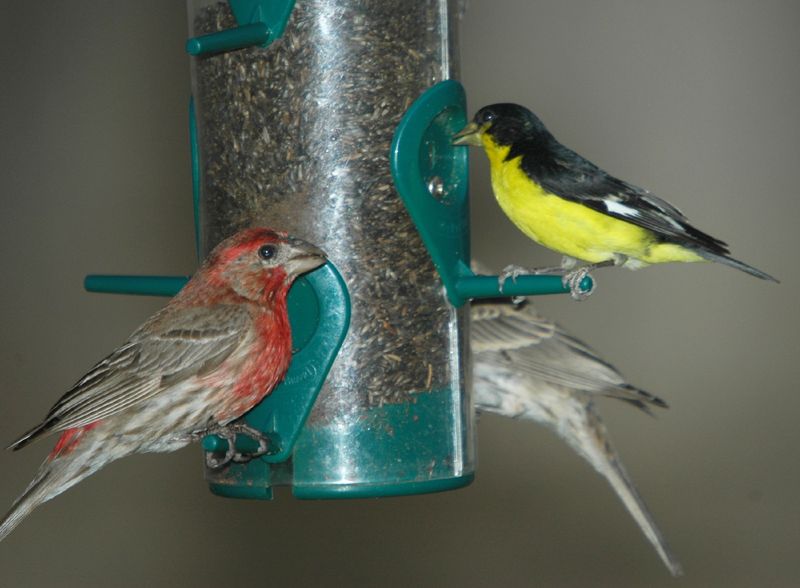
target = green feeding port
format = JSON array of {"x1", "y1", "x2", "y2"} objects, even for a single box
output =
[
  {"x1": 206, "y1": 262, "x2": 351, "y2": 499},
  {"x1": 390, "y1": 80, "x2": 592, "y2": 306},
  {"x1": 85, "y1": 262, "x2": 350, "y2": 500}
]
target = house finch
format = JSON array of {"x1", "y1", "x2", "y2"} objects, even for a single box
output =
[
  {"x1": 0, "y1": 227, "x2": 326, "y2": 542},
  {"x1": 472, "y1": 299, "x2": 683, "y2": 576}
]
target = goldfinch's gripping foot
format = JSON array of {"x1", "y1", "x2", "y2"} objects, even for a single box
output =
[
  {"x1": 499, "y1": 263, "x2": 574, "y2": 303},
  {"x1": 561, "y1": 257, "x2": 622, "y2": 300},
  {"x1": 202, "y1": 423, "x2": 271, "y2": 469},
  {"x1": 498, "y1": 265, "x2": 524, "y2": 294},
  {"x1": 562, "y1": 267, "x2": 596, "y2": 300},
  {"x1": 498, "y1": 264, "x2": 566, "y2": 293}
]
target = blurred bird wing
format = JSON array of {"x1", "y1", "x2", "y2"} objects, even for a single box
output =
[
  {"x1": 472, "y1": 303, "x2": 634, "y2": 397},
  {"x1": 41, "y1": 304, "x2": 251, "y2": 432}
]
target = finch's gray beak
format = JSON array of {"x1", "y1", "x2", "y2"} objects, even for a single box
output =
[
  {"x1": 285, "y1": 237, "x2": 327, "y2": 277},
  {"x1": 452, "y1": 122, "x2": 483, "y2": 146}
]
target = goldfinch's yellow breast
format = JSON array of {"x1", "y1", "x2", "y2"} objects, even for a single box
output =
[{"x1": 478, "y1": 134, "x2": 661, "y2": 264}]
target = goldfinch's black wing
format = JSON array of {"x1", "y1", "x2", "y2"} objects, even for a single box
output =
[
  {"x1": 8, "y1": 304, "x2": 250, "y2": 450},
  {"x1": 513, "y1": 140, "x2": 730, "y2": 255}
]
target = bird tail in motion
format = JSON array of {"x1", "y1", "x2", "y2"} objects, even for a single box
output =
[
  {"x1": 0, "y1": 470, "x2": 52, "y2": 543},
  {"x1": 694, "y1": 249, "x2": 778, "y2": 282},
  {"x1": 603, "y1": 384, "x2": 668, "y2": 415},
  {"x1": 565, "y1": 400, "x2": 684, "y2": 576}
]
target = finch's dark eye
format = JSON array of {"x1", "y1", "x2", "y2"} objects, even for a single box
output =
[
  {"x1": 480, "y1": 110, "x2": 496, "y2": 124},
  {"x1": 258, "y1": 244, "x2": 277, "y2": 261}
]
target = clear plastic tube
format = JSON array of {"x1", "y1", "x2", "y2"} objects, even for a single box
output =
[{"x1": 188, "y1": 0, "x2": 473, "y2": 496}]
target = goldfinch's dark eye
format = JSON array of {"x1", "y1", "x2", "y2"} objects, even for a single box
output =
[
  {"x1": 480, "y1": 110, "x2": 496, "y2": 124},
  {"x1": 258, "y1": 244, "x2": 277, "y2": 261}
]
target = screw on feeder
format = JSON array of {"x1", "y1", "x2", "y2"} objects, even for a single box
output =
[{"x1": 427, "y1": 176, "x2": 445, "y2": 198}]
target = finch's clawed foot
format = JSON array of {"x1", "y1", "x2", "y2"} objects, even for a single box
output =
[
  {"x1": 497, "y1": 260, "x2": 609, "y2": 300},
  {"x1": 498, "y1": 265, "x2": 525, "y2": 294},
  {"x1": 562, "y1": 267, "x2": 596, "y2": 301},
  {"x1": 498, "y1": 265, "x2": 527, "y2": 304},
  {"x1": 202, "y1": 422, "x2": 271, "y2": 469},
  {"x1": 561, "y1": 257, "x2": 622, "y2": 300},
  {"x1": 498, "y1": 264, "x2": 566, "y2": 294}
]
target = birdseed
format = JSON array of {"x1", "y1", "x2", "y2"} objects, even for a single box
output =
[{"x1": 191, "y1": 0, "x2": 466, "y2": 421}]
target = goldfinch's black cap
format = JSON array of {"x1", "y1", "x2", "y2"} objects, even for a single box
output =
[{"x1": 473, "y1": 103, "x2": 551, "y2": 146}]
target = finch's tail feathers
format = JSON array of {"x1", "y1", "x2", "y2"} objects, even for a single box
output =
[
  {"x1": 571, "y1": 402, "x2": 684, "y2": 576},
  {"x1": 0, "y1": 470, "x2": 50, "y2": 543},
  {"x1": 1, "y1": 433, "x2": 107, "y2": 542},
  {"x1": 695, "y1": 249, "x2": 778, "y2": 283},
  {"x1": 589, "y1": 439, "x2": 684, "y2": 577},
  {"x1": 606, "y1": 384, "x2": 668, "y2": 415}
]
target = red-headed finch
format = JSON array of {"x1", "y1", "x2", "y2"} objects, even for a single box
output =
[{"x1": 1, "y1": 228, "x2": 326, "y2": 542}]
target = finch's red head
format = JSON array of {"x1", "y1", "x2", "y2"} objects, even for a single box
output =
[{"x1": 193, "y1": 228, "x2": 327, "y2": 303}]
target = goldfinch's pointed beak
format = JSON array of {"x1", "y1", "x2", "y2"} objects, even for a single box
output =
[{"x1": 452, "y1": 122, "x2": 483, "y2": 146}]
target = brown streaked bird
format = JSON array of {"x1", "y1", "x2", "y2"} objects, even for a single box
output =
[
  {"x1": 472, "y1": 297, "x2": 682, "y2": 576},
  {"x1": 0, "y1": 228, "x2": 326, "y2": 542}
]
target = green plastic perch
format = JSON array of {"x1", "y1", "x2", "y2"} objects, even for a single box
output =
[{"x1": 185, "y1": 0, "x2": 295, "y2": 56}]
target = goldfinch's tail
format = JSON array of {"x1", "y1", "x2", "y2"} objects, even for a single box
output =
[{"x1": 695, "y1": 250, "x2": 778, "y2": 282}]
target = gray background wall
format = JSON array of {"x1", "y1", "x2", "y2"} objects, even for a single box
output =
[{"x1": 1, "y1": 1, "x2": 798, "y2": 586}]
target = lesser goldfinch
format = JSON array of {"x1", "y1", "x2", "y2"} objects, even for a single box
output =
[
  {"x1": 472, "y1": 297, "x2": 682, "y2": 576},
  {"x1": 454, "y1": 104, "x2": 777, "y2": 298}
]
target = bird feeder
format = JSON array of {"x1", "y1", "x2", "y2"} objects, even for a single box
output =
[{"x1": 87, "y1": 0, "x2": 581, "y2": 500}]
